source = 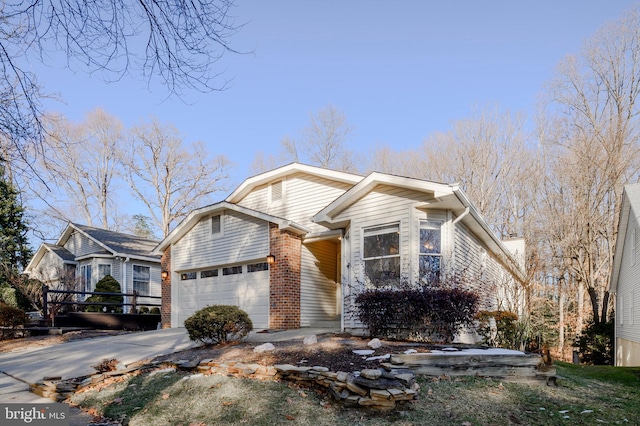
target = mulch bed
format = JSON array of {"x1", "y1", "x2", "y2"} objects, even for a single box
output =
[{"x1": 151, "y1": 333, "x2": 437, "y2": 372}]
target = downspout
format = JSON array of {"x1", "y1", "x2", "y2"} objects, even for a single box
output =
[
  {"x1": 452, "y1": 207, "x2": 470, "y2": 225},
  {"x1": 450, "y1": 207, "x2": 470, "y2": 274}
]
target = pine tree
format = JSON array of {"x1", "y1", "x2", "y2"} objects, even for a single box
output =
[
  {"x1": 0, "y1": 161, "x2": 33, "y2": 309},
  {"x1": 0, "y1": 162, "x2": 32, "y2": 271}
]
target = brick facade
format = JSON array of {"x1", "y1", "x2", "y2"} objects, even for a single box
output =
[
  {"x1": 269, "y1": 223, "x2": 301, "y2": 329},
  {"x1": 160, "y1": 246, "x2": 171, "y2": 329}
]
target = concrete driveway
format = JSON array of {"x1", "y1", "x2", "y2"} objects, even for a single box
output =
[{"x1": 0, "y1": 327, "x2": 337, "y2": 404}]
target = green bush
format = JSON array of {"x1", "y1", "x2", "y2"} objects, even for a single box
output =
[
  {"x1": 576, "y1": 319, "x2": 614, "y2": 365},
  {"x1": 84, "y1": 275, "x2": 123, "y2": 313},
  {"x1": 355, "y1": 283, "x2": 479, "y2": 342},
  {"x1": 184, "y1": 305, "x2": 253, "y2": 345},
  {"x1": 476, "y1": 310, "x2": 526, "y2": 349},
  {"x1": 150, "y1": 307, "x2": 160, "y2": 315},
  {"x1": 0, "y1": 302, "x2": 28, "y2": 340}
]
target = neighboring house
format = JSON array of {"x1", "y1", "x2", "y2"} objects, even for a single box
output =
[
  {"x1": 153, "y1": 163, "x2": 527, "y2": 337},
  {"x1": 25, "y1": 223, "x2": 162, "y2": 312},
  {"x1": 609, "y1": 183, "x2": 640, "y2": 366}
]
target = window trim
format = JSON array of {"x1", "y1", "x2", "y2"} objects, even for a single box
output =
[
  {"x1": 211, "y1": 214, "x2": 224, "y2": 237},
  {"x1": 269, "y1": 180, "x2": 285, "y2": 205},
  {"x1": 98, "y1": 263, "x2": 112, "y2": 280},
  {"x1": 362, "y1": 222, "x2": 401, "y2": 287},
  {"x1": 419, "y1": 219, "x2": 443, "y2": 283},
  {"x1": 132, "y1": 264, "x2": 151, "y2": 295}
]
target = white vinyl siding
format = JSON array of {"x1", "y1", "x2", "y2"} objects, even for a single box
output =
[
  {"x1": 453, "y1": 223, "x2": 501, "y2": 311},
  {"x1": 32, "y1": 251, "x2": 65, "y2": 283},
  {"x1": 63, "y1": 232, "x2": 104, "y2": 257},
  {"x1": 237, "y1": 173, "x2": 353, "y2": 233},
  {"x1": 172, "y1": 210, "x2": 269, "y2": 271},
  {"x1": 301, "y1": 240, "x2": 340, "y2": 327},
  {"x1": 334, "y1": 185, "x2": 432, "y2": 329},
  {"x1": 617, "y1": 213, "x2": 640, "y2": 355}
]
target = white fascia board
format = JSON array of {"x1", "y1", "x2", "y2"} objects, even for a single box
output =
[
  {"x1": 609, "y1": 188, "x2": 632, "y2": 293},
  {"x1": 24, "y1": 244, "x2": 49, "y2": 273},
  {"x1": 303, "y1": 229, "x2": 343, "y2": 243},
  {"x1": 226, "y1": 162, "x2": 363, "y2": 203},
  {"x1": 453, "y1": 188, "x2": 527, "y2": 284},
  {"x1": 313, "y1": 173, "x2": 453, "y2": 225},
  {"x1": 152, "y1": 201, "x2": 310, "y2": 254}
]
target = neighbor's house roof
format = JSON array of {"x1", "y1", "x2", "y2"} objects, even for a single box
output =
[
  {"x1": 25, "y1": 223, "x2": 161, "y2": 274},
  {"x1": 609, "y1": 183, "x2": 640, "y2": 293},
  {"x1": 152, "y1": 201, "x2": 310, "y2": 255},
  {"x1": 312, "y1": 171, "x2": 528, "y2": 285}
]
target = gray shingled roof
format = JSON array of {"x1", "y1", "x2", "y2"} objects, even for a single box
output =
[
  {"x1": 44, "y1": 243, "x2": 76, "y2": 262},
  {"x1": 72, "y1": 223, "x2": 160, "y2": 258}
]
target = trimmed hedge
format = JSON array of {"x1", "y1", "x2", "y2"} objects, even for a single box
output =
[
  {"x1": 355, "y1": 285, "x2": 479, "y2": 342},
  {"x1": 184, "y1": 305, "x2": 253, "y2": 345},
  {"x1": 84, "y1": 275, "x2": 123, "y2": 313}
]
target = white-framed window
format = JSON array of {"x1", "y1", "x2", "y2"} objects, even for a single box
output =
[
  {"x1": 98, "y1": 264, "x2": 111, "y2": 280},
  {"x1": 248, "y1": 262, "x2": 269, "y2": 272},
  {"x1": 223, "y1": 265, "x2": 243, "y2": 275},
  {"x1": 180, "y1": 272, "x2": 197, "y2": 280},
  {"x1": 200, "y1": 269, "x2": 218, "y2": 278},
  {"x1": 419, "y1": 220, "x2": 442, "y2": 284},
  {"x1": 132, "y1": 265, "x2": 150, "y2": 295},
  {"x1": 363, "y1": 223, "x2": 401, "y2": 287},
  {"x1": 80, "y1": 264, "x2": 92, "y2": 295},
  {"x1": 211, "y1": 214, "x2": 223, "y2": 236}
]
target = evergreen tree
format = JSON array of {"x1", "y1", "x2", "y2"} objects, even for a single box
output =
[{"x1": 0, "y1": 161, "x2": 33, "y2": 310}]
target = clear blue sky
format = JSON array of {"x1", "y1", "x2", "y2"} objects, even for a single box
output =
[{"x1": 32, "y1": 0, "x2": 638, "y2": 188}]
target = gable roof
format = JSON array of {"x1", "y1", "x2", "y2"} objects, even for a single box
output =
[
  {"x1": 226, "y1": 162, "x2": 363, "y2": 203},
  {"x1": 152, "y1": 201, "x2": 310, "y2": 254},
  {"x1": 25, "y1": 223, "x2": 160, "y2": 274},
  {"x1": 59, "y1": 223, "x2": 160, "y2": 260},
  {"x1": 24, "y1": 243, "x2": 77, "y2": 274},
  {"x1": 610, "y1": 183, "x2": 640, "y2": 293},
  {"x1": 312, "y1": 171, "x2": 528, "y2": 284}
]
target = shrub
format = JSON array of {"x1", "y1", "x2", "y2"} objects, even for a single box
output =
[
  {"x1": 150, "y1": 307, "x2": 160, "y2": 315},
  {"x1": 92, "y1": 358, "x2": 120, "y2": 373},
  {"x1": 84, "y1": 275, "x2": 123, "y2": 313},
  {"x1": 184, "y1": 305, "x2": 253, "y2": 345},
  {"x1": 476, "y1": 310, "x2": 525, "y2": 349},
  {"x1": 138, "y1": 306, "x2": 150, "y2": 314},
  {"x1": 576, "y1": 319, "x2": 614, "y2": 365},
  {"x1": 355, "y1": 284, "x2": 479, "y2": 342},
  {"x1": 0, "y1": 302, "x2": 28, "y2": 340}
]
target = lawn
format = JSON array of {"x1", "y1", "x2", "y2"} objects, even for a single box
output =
[{"x1": 70, "y1": 362, "x2": 640, "y2": 425}]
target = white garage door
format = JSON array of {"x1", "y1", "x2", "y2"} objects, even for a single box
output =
[{"x1": 177, "y1": 264, "x2": 270, "y2": 330}]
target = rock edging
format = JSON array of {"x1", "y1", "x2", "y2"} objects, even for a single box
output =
[{"x1": 194, "y1": 359, "x2": 419, "y2": 410}]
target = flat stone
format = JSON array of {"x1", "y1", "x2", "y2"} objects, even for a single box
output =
[
  {"x1": 346, "y1": 379, "x2": 368, "y2": 396},
  {"x1": 360, "y1": 369, "x2": 383, "y2": 380},
  {"x1": 370, "y1": 389, "x2": 391, "y2": 400},
  {"x1": 368, "y1": 338, "x2": 382, "y2": 349},
  {"x1": 353, "y1": 349, "x2": 375, "y2": 356},
  {"x1": 303, "y1": 335, "x2": 317, "y2": 345},
  {"x1": 352, "y1": 376, "x2": 405, "y2": 390},
  {"x1": 311, "y1": 366, "x2": 329, "y2": 372},
  {"x1": 274, "y1": 364, "x2": 312, "y2": 373}
]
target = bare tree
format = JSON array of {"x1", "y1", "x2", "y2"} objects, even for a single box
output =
[
  {"x1": 541, "y1": 4, "x2": 640, "y2": 325},
  {"x1": 272, "y1": 105, "x2": 359, "y2": 172},
  {"x1": 0, "y1": 0, "x2": 242, "y2": 174},
  {"x1": 421, "y1": 106, "x2": 536, "y2": 239},
  {"x1": 123, "y1": 117, "x2": 232, "y2": 237},
  {"x1": 27, "y1": 108, "x2": 124, "y2": 230}
]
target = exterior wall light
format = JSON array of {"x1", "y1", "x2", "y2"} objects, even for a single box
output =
[
  {"x1": 161, "y1": 270, "x2": 169, "y2": 279},
  {"x1": 266, "y1": 255, "x2": 276, "y2": 264}
]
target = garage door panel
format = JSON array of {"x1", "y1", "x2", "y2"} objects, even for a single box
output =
[{"x1": 177, "y1": 267, "x2": 269, "y2": 329}]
